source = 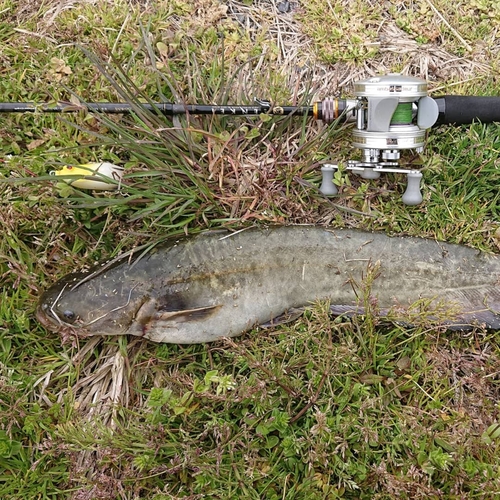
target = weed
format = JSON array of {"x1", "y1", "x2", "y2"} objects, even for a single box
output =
[{"x1": 1, "y1": 0, "x2": 500, "y2": 498}]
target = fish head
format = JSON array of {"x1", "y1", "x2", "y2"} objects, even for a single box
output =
[
  {"x1": 36, "y1": 269, "x2": 229, "y2": 343},
  {"x1": 35, "y1": 272, "x2": 144, "y2": 337}
]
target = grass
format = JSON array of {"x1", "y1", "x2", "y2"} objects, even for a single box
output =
[{"x1": 1, "y1": 0, "x2": 500, "y2": 498}]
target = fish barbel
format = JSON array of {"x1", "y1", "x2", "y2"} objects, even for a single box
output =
[{"x1": 36, "y1": 226, "x2": 500, "y2": 343}]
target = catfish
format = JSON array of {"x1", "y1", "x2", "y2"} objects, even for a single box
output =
[{"x1": 36, "y1": 226, "x2": 500, "y2": 343}]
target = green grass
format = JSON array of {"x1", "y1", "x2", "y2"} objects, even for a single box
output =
[{"x1": 1, "y1": 0, "x2": 500, "y2": 498}]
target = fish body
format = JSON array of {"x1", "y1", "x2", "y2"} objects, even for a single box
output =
[{"x1": 36, "y1": 226, "x2": 500, "y2": 343}]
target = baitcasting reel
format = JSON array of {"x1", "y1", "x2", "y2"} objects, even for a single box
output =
[{"x1": 318, "y1": 74, "x2": 439, "y2": 205}]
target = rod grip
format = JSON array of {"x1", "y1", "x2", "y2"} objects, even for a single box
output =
[{"x1": 435, "y1": 96, "x2": 500, "y2": 125}]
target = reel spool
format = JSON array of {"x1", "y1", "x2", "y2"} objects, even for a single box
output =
[{"x1": 319, "y1": 74, "x2": 439, "y2": 205}]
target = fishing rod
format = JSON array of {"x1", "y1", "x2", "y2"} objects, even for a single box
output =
[
  {"x1": 3, "y1": 74, "x2": 500, "y2": 204},
  {"x1": 4, "y1": 92, "x2": 500, "y2": 124}
]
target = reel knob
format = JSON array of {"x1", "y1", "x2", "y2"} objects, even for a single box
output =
[
  {"x1": 320, "y1": 164, "x2": 338, "y2": 196},
  {"x1": 359, "y1": 168, "x2": 381, "y2": 179},
  {"x1": 402, "y1": 171, "x2": 423, "y2": 205}
]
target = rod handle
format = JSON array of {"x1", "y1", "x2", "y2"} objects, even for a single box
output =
[{"x1": 435, "y1": 96, "x2": 500, "y2": 125}]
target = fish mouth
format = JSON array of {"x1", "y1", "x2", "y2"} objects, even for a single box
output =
[
  {"x1": 35, "y1": 303, "x2": 82, "y2": 334},
  {"x1": 35, "y1": 303, "x2": 61, "y2": 332},
  {"x1": 35, "y1": 302, "x2": 94, "y2": 338}
]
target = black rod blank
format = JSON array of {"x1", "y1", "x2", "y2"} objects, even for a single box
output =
[{"x1": 0, "y1": 101, "x2": 314, "y2": 117}]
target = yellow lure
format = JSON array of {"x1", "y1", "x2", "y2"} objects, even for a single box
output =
[{"x1": 50, "y1": 162, "x2": 124, "y2": 190}]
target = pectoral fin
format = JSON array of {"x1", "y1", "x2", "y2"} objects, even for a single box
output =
[
  {"x1": 128, "y1": 297, "x2": 222, "y2": 337},
  {"x1": 154, "y1": 305, "x2": 222, "y2": 322}
]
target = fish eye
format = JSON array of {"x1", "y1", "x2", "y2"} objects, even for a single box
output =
[{"x1": 62, "y1": 310, "x2": 77, "y2": 323}]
